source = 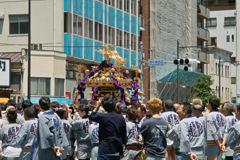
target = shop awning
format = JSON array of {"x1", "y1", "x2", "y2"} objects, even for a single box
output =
[
  {"x1": 23, "y1": 97, "x2": 73, "y2": 105},
  {"x1": 0, "y1": 52, "x2": 22, "y2": 63},
  {"x1": 0, "y1": 98, "x2": 9, "y2": 104}
]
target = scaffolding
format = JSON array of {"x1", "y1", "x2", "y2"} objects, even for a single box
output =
[{"x1": 158, "y1": 69, "x2": 207, "y2": 102}]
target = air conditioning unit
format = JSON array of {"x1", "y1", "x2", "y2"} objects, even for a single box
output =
[
  {"x1": 39, "y1": 44, "x2": 42, "y2": 50},
  {"x1": 33, "y1": 44, "x2": 38, "y2": 50}
]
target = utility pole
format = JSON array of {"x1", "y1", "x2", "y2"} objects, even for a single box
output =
[
  {"x1": 140, "y1": 41, "x2": 143, "y2": 100},
  {"x1": 177, "y1": 40, "x2": 179, "y2": 103},
  {"x1": 219, "y1": 56, "x2": 221, "y2": 98},
  {"x1": 27, "y1": 0, "x2": 31, "y2": 100},
  {"x1": 176, "y1": 40, "x2": 198, "y2": 103}
]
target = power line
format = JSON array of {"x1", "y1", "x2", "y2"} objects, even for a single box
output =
[
  {"x1": 0, "y1": 0, "x2": 47, "y2": 3},
  {"x1": 0, "y1": 43, "x2": 141, "y2": 48}
]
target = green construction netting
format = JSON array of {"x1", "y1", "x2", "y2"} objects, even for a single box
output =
[{"x1": 159, "y1": 69, "x2": 207, "y2": 87}]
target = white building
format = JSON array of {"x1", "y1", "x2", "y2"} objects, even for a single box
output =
[
  {"x1": 207, "y1": 46, "x2": 232, "y2": 102},
  {"x1": 21, "y1": 50, "x2": 66, "y2": 99},
  {"x1": 207, "y1": 1, "x2": 239, "y2": 102},
  {"x1": 237, "y1": 0, "x2": 240, "y2": 103}
]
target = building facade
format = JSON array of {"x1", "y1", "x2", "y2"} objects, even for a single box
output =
[
  {"x1": 21, "y1": 50, "x2": 67, "y2": 99},
  {"x1": 0, "y1": 0, "x2": 143, "y2": 101},
  {"x1": 207, "y1": 46, "x2": 232, "y2": 102},
  {"x1": 207, "y1": 0, "x2": 239, "y2": 102},
  {"x1": 197, "y1": 0, "x2": 210, "y2": 74},
  {"x1": 140, "y1": 0, "x2": 150, "y2": 103},
  {"x1": 140, "y1": 0, "x2": 210, "y2": 101},
  {"x1": 64, "y1": 0, "x2": 143, "y2": 100}
]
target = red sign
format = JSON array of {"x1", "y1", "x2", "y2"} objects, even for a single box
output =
[{"x1": 65, "y1": 92, "x2": 70, "y2": 99}]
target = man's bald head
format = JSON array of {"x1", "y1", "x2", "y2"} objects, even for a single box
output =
[{"x1": 6, "y1": 106, "x2": 15, "y2": 113}]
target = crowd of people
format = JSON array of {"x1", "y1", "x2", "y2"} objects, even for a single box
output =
[{"x1": 0, "y1": 96, "x2": 240, "y2": 160}]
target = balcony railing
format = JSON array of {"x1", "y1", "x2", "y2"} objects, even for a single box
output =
[
  {"x1": 196, "y1": 48, "x2": 209, "y2": 64},
  {"x1": 197, "y1": 27, "x2": 210, "y2": 41},
  {"x1": 197, "y1": 3, "x2": 210, "y2": 19}
]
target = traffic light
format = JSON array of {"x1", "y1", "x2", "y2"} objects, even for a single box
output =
[
  {"x1": 174, "y1": 59, "x2": 179, "y2": 65},
  {"x1": 173, "y1": 59, "x2": 189, "y2": 65},
  {"x1": 184, "y1": 66, "x2": 189, "y2": 71},
  {"x1": 173, "y1": 59, "x2": 190, "y2": 71}
]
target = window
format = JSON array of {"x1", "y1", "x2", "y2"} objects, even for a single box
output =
[
  {"x1": 215, "y1": 63, "x2": 218, "y2": 75},
  {"x1": 84, "y1": 19, "x2": 88, "y2": 37},
  {"x1": 64, "y1": 12, "x2": 72, "y2": 33},
  {"x1": 105, "y1": 0, "x2": 108, "y2": 5},
  {"x1": 117, "y1": 0, "x2": 122, "y2": 10},
  {"x1": 218, "y1": 63, "x2": 221, "y2": 75},
  {"x1": 9, "y1": 15, "x2": 29, "y2": 34},
  {"x1": 55, "y1": 78, "x2": 64, "y2": 97},
  {"x1": 207, "y1": 0, "x2": 235, "y2": 5},
  {"x1": 11, "y1": 74, "x2": 20, "y2": 84},
  {"x1": 231, "y1": 77, "x2": 236, "y2": 84},
  {"x1": 117, "y1": 29, "x2": 123, "y2": 47},
  {"x1": 64, "y1": 13, "x2": 82, "y2": 36},
  {"x1": 206, "y1": 18, "x2": 217, "y2": 27},
  {"x1": 222, "y1": 87, "x2": 224, "y2": 97},
  {"x1": 224, "y1": 17, "x2": 236, "y2": 26},
  {"x1": 31, "y1": 78, "x2": 50, "y2": 95},
  {"x1": 95, "y1": 22, "x2": 103, "y2": 41},
  {"x1": 225, "y1": 66, "x2": 229, "y2": 77},
  {"x1": 124, "y1": 0, "x2": 129, "y2": 13},
  {"x1": 78, "y1": 16, "x2": 83, "y2": 36},
  {"x1": 225, "y1": 66, "x2": 227, "y2": 77},
  {"x1": 0, "y1": 20, "x2": 3, "y2": 34},
  {"x1": 227, "y1": 35, "x2": 230, "y2": 42},
  {"x1": 73, "y1": 15, "x2": 77, "y2": 35},
  {"x1": 211, "y1": 37, "x2": 217, "y2": 45},
  {"x1": 232, "y1": 98, "x2": 236, "y2": 103},
  {"x1": 131, "y1": 0, "x2": 137, "y2": 15},
  {"x1": 228, "y1": 66, "x2": 230, "y2": 77},
  {"x1": 66, "y1": 61, "x2": 80, "y2": 79},
  {"x1": 232, "y1": 34, "x2": 234, "y2": 42},
  {"x1": 89, "y1": 20, "x2": 93, "y2": 39},
  {"x1": 124, "y1": 32, "x2": 130, "y2": 49},
  {"x1": 97, "y1": 0, "x2": 103, "y2": 2},
  {"x1": 140, "y1": 15, "x2": 144, "y2": 28},
  {"x1": 109, "y1": 0, "x2": 115, "y2": 7},
  {"x1": 84, "y1": 18, "x2": 93, "y2": 39},
  {"x1": 108, "y1": 27, "x2": 115, "y2": 44},
  {"x1": 131, "y1": 34, "x2": 136, "y2": 51},
  {"x1": 105, "y1": 25, "x2": 108, "y2": 43},
  {"x1": 222, "y1": 64, "x2": 223, "y2": 76}
]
